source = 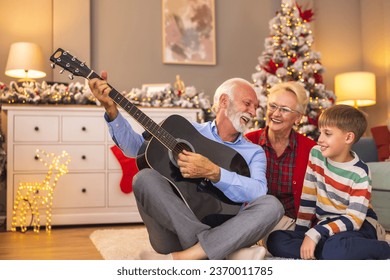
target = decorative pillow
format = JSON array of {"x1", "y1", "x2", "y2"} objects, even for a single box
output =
[{"x1": 371, "y1": 125, "x2": 390, "y2": 161}]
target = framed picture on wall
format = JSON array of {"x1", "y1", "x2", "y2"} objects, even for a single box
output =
[{"x1": 162, "y1": 0, "x2": 216, "y2": 65}]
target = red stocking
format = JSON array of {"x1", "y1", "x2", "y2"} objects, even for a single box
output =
[{"x1": 110, "y1": 145, "x2": 139, "y2": 193}]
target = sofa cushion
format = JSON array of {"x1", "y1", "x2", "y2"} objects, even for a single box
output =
[
  {"x1": 368, "y1": 162, "x2": 390, "y2": 191},
  {"x1": 352, "y1": 137, "x2": 378, "y2": 162},
  {"x1": 367, "y1": 162, "x2": 390, "y2": 231},
  {"x1": 371, "y1": 125, "x2": 390, "y2": 161}
]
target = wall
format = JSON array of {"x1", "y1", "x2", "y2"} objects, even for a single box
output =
[
  {"x1": 52, "y1": 0, "x2": 91, "y2": 84},
  {"x1": 313, "y1": 0, "x2": 363, "y2": 80},
  {"x1": 89, "y1": 0, "x2": 278, "y2": 97},
  {"x1": 0, "y1": 0, "x2": 89, "y2": 85},
  {"x1": 360, "y1": 0, "x2": 390, "y2": 130},
  {"x1": 1, "y1": 0, "x2": 389, "y2": 131},
  {"x1": 313, "y1": 0, "x2": 390, "y2": 130},
  {"x1": 0, "y1": 0, "x2": 53, "y2": 82}
]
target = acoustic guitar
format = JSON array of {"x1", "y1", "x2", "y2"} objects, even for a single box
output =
[{"x1": 50, "y1": 48, "x2": 249, "y2": 220}]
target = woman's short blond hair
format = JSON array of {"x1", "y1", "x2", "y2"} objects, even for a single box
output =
[{"x1": 268, "y1": 81, "x2": 309, "y2": 114}]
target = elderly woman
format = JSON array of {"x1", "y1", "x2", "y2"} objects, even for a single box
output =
[{"x1": 246, "y1": 81, "x2": 316, "y2": 233}]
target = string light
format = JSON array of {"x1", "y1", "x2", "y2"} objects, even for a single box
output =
[{"x1": 11, "y1": 149, "x2": 71, "y2": 234}]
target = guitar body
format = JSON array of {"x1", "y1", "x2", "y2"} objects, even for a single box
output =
[{"x1": 136, "y1": 114, "x2": 248, "y2": 220}]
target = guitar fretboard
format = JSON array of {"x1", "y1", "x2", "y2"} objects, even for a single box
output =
[
  {"x1": 88, "y1": 71, "x2": 178, "y2": 152},
  {"x1": 50, "y1": 48, "x2": 190, "y2": 156}
]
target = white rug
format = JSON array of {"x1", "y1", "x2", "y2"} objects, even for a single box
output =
[
  {"x1": 90, "y1": 227, "x2": 390, "y2": 260},
  {"x1": 89, "y1": 227, "x2": 153, "y2": 260}
]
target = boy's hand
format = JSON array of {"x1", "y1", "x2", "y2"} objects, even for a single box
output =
[{"x1": 300, "y1": 236, "x2": 316, "y2": 260}]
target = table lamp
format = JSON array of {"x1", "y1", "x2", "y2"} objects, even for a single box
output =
[
  {"x1": 334, "y1": 71, "x2": 376, "y2": 108},
  {"x1": 5, "y1": 42, "x2": 46, "y2": 82}
]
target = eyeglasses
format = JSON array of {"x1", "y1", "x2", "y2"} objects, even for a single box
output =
[{"x1": 267, "y1": 103, "x2": 300, "y2": 115}]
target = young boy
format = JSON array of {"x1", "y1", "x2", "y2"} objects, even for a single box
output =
[{"x1": 267, "y1": 105, "x2": 390, "y2": 260}]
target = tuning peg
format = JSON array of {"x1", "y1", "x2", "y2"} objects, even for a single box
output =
[
  {"x1": 50, "y1": 63, "x2": 55, "y2": 69},
  {"x1": 59, "y1": 69, "x2": 64, "y2": 74},
  {"x1": 71, "y1": 56, "x2": 77, "y2": 61},
  {"x1": 68, "y1": 74, "x2": 74, "y2": 80},
  {"x1": 80, "y1": 62, "x2": 85, "y2": 67}
]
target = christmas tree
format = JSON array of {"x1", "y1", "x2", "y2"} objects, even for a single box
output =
[{"x1": 251, "y1": 0, "x2": 335, "y2": 140}]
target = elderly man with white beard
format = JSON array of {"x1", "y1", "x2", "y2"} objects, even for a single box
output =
[{"x1": 89, "y1": 75, "x2": 284, "y2": 260}]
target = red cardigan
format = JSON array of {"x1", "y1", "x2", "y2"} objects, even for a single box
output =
[{"x1": 245, "y1": 128, "x2": 316, "y2": 217}]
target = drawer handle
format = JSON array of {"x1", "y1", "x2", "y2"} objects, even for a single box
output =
[
  {"x1": 81, "y1": 155, "x2": 86, "y2": 160},
  {"x1": 34, "y1": 126, "x2": 39, "y2": 131},
  {"x1": 81, "y1": 188, "x2": 87, "y2": 193},
  {"x1": 82, "y1": 126, "x2": 86, "y2": 131}
]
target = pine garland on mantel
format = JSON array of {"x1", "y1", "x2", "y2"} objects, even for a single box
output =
[{"x1": 0, "y1": 81, "x2": 214, "y2": 121}]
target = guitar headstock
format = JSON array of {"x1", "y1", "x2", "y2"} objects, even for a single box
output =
[{"x1": 50, "y1": 48, "x2": 92, "y2": 80}]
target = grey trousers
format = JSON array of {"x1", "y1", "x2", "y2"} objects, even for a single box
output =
[{"x1": 133, "y1": 168, "x2": 284, "y2": 260}]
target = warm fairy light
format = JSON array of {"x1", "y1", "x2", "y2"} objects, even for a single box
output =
[{"x1": 11, "y1": 149, "x2": 71, "y2": 233}]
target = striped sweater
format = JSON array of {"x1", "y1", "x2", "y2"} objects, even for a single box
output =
[{"x1": 295, "y1": 145, "x2": 377, "y2": 244}]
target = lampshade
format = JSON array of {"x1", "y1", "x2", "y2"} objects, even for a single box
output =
[
  {"x1": 5, "y1": 42, "x2": 46, "y2": 80},
  {"x1": 335, "y1": 71, "x2": 376, "y2": 108}
]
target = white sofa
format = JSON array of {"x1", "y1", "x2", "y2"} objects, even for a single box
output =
[{"x1": 353, "y1": 137, "x2": 390, "y2": 231}]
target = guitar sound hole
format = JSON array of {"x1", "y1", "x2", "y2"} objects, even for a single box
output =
[{"x1": 169, "y1": 138, "x2": 195, "y2": 168}]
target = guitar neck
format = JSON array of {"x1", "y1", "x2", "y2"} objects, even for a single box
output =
[{"x1": 87, "y1": 71, "x2": 177, "y2": 150}]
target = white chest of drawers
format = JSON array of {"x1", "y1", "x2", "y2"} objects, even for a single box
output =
[{"x1": 1, "y1": 105, "x2": 200, "y2": 230}]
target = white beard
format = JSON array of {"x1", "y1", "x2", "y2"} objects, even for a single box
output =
[{"x1": 226, "y1": 104, "x2": 251, "y2": 133}]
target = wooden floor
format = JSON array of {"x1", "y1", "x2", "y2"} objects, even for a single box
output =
[
  {"x1": 0, "y1": 224, "x2": 138, "y2": 260},
  {"x1": 2, "y1": 224, "x2": 388, "y2": 261}
]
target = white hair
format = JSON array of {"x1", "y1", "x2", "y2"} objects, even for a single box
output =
[{"x1": 212, "y1": 78, "x2": 254, "y2": 113}]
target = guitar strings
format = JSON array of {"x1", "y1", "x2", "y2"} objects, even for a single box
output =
[
  {"x1": 108, "y1": 88, "x2": 195, "y2": 158},
  {"x1": 172, "y1": 142, "x2": 190, "y2": 154}
]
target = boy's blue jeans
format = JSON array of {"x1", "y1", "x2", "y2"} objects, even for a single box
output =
[{"x1": 267, "y1": 220, "x2": 390, "y2": 259}]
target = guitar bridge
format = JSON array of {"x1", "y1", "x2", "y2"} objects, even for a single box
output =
[{"x1": 197, "y1": 179, "x2": 211, "y2": 192}]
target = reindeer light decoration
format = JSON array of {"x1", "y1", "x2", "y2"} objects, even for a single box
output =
[{"x1": 11, "y1": 149, "x2": 71, "y2": 233}]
